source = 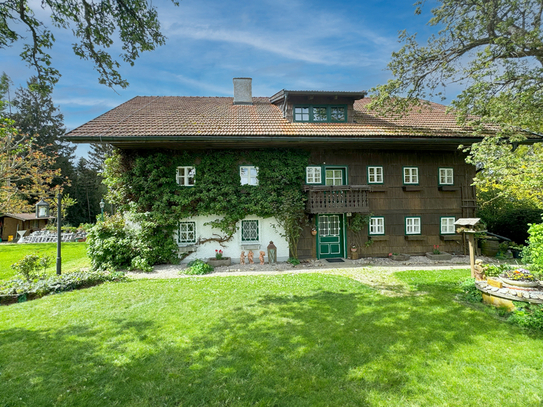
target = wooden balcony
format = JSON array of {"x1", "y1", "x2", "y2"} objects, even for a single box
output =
[{"x1": 303, "y1": 185, "x2": 371, "y2": 214}]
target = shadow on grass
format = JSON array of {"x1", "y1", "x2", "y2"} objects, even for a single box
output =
[{"x1": 0, "y1": 278, "x2": 536, "y2": 406}]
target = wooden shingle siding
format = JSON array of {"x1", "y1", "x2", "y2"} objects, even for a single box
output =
[{"x1": 297, "y1": 148, "x2": 475, "y2": 258}]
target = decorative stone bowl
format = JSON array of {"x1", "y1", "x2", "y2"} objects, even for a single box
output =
[{"x1": 500, "y1": 277, "x2": 540, "y2": 288}]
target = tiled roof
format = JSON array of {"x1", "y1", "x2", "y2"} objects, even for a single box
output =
[{"x1": 66, "y1": 96, "x2": 494, "y2": 140}]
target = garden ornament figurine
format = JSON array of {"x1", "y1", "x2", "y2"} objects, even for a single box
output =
[
  {"x1": 240, "y1": 251, "x2": 246, "y2": 265},
  {"x1": 474, "y1": 259, "x2": 486, "y2": 281},
  {"x1": 248, "y1": 250, "x2": 254, "y2": 264},
  {"x1": 267, "y1": 241, "x2": 277, "y2": 264},
  {"x1": 259, "y1": 251, "x2": 265, "y2": 265}
]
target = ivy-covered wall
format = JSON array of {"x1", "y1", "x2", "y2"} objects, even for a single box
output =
[{"x1": 103, "y1": 148, "x2": 310, "y2": 258}]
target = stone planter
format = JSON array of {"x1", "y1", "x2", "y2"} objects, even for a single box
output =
[
  {"x1": 425, "y1": 252, "x2": 452, "y2": 261},
  {"x1": 391, "y1": 254, "x2": 410, "y2": 261},
  {"x1": 207, "y1": 258, "x2": 231, "y2": 267},
  {"x1": 500, "y1": 277, "x2": 540, "y2": 288}
]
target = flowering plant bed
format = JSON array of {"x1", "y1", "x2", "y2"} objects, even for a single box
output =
[{"x1": 501, "y1": 268, "x2": 536, "y2": 282}]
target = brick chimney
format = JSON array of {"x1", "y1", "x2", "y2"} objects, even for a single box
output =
[{"x1": 233, "y1": 78, "x2": 253, "y2": 105}]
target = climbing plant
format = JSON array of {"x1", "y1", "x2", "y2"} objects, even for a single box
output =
[{"x1": 100, "y1": 148, "x2": 309, "y2": 267}]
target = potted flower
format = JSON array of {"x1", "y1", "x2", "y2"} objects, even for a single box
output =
[
  {"x1": 426, "y1": 245, "x2": 452, "y2": 260},
  {"x1": 208, "y1": 249, "x2": 231, "y2": 267},
  {"x1": 311, "y1": 227, "x2": 317, "y2": 236},
  {"x1": 500, "y1": 268, "x2": 539, "y2": 288}
]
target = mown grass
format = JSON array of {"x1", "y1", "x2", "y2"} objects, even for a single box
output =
[
  {"x1": 1, "y1": 270, "x2": 542, "y2": 406},
  {"x1": 0, "y1": 242, "x2": 90, "y2": 281}
]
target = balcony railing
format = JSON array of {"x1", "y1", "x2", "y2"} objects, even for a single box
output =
[{"x1": 303, "y1": 185, "x2": 370, "y2": 214}]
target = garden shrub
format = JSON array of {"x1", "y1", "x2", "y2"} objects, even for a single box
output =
[
  {"x1": 86, "y1": 211, "x2": 178, "y2": 272},
  {"x1": 0, "y1": 270, "x2": 126, "y2": 304},
  {"x1": 508, "y1": 302, "x2": 543, "y2": 331},
  {"x1": 183, "y1": 259, "x2": 214, "y2": 275},
  {"x1": 521, "y1": 219, "x2": 543, "y2": 275},
  {"x1": 11, "y1": 254, "x2": 52, "y2": 282},
  {"x1": 458, "y1": 278, "x2": 482, "y2": 302}
]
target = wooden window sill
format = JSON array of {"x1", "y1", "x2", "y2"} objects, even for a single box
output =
[
  {"x1": 403, "y1": 186, "x2": 422, "y2": 192},
  {"x1": 438, "y1": 186, "x2": 460, "y2": 191},
  {"x1": 405, "y1": 235, "x2": 425, "y2": 241},
  {"x1": 368, "y1": 235, "x2": 388, "y2": 241},
  {"x1": 369, "y1": 187, "x2": 387, "y2": 192},
  {"x1": 440, "y1": 235, "x2": 462, "y2": 241}
]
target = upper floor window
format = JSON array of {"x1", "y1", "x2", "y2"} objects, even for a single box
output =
[
  {"x1": 368, "y1": 166, "x2": 383, "y2": 184},
  {"x1": 294, "y1": 105, "x2": 347, "y2": 123},
  {"x1": 325, "y1": 168, "x2": 345, "y2": 186},
  {"x1": 369, "y1": 217, "x2": 385, "y2": 235},
  {"x1": 241, "y1": 220, "x2": 259, "y2": 242},
  {"x1": 439, "y1": 168, "x2": 454, "y2": 185},
  {"x1": 403, "y1": 167, "x2": 419, "y2": 185},
  {"x1": 177, "y1": 166, "x2": 195, "y2": 186},
  {"x1": 441, "y1": 217, "x2": 456, "y2": 234},
  {"x1": 306, "y1": 166, "x2": 322, "y2": 184},
  {"x1": 178, "y1": 221, "x2": 196, "y2": 244},
  {"x1": 240, "y1": 166, "x2": 259, "y2": 186}
]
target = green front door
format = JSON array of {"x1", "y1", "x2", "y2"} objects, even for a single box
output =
[{"x1": 317, "y1": 214, "x2": 344, "y2": 259}]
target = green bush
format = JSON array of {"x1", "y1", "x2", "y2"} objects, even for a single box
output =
[
  {"x1": 458, "y1": 278, "x2": 482, "y2": 303},
  {"x1": 508, "y1": 302, "x2": 543, "y2": 331},
  {"x1": 183, "y1": 259, "x2": 214, "y2": 275},
  {"x1": 483, "y1": 263, "x2": 510, "y2": 277},
  {"x1": 522, "y1": 219, "x2": 543, "y2": 274},
  {"x1": 11, "y1": 254, "x2": 52, "y2": 282},
  {"x1": 86, "y1": 212, "x2": 178, "y2": 272},
  {"x1": 0, "y1": 270, "x2": 126, "y2": 303}
]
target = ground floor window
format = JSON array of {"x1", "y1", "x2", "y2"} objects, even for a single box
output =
[
  {"x1": 369, "y1": 217, "x2": 385, "y2": 235},
  {"x1": 405, "y1": 217, "x2": 421, "y2": 235},
  {"x1": 241, "y1": 220, "x2": 259, "y2": 242},
  {"x1": 440, "y1": 217, "x2": 456, "y2": 234},
  {"x1": 178, "y1": 221, "x2": 196, "y2": 244}
]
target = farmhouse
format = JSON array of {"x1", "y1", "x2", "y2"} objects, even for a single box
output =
[{"x1": 66, "y1": 78, "x2": 493, "y2": 262}]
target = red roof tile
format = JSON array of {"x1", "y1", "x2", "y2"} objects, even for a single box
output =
[{"x1": 66, "y1": 96, "x2": 495, "y2": 140}]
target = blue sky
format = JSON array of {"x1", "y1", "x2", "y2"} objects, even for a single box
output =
[{"x1": 2, "y1": 0, "x2": 451, "y2": 157}]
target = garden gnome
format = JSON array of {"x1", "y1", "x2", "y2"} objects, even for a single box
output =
[
  {"x1": 259, "y1": 251, "x2": 266, "y2": 265},
  {"x1": 240, "y1": 251, "x2": 246, "y2": 265},
  {"x1": 248, "y1": 250, "x2": 254, "y2": 264},
  {"x1": 474, "y1": 259, "x2": 486, "y2": 281}
]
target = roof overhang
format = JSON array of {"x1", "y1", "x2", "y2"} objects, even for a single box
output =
[{"x1": 270, "y1": 89, "x2": 367, "y2": 104}]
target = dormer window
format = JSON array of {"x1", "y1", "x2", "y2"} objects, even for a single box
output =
[{"x1": 294, "y1": 105, "x2": 347, "y2": 123}]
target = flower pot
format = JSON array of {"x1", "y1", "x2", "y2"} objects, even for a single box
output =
[
  {"x1": 500, "y1": 277, "x2": 539, "y2": 288},
  {"x1": 391, "y1": 254, "x2": 410, "y2": 261},
  {"x1": 311, "y1": 229, "x2": 317, "y2": 236},
  {"x1": 207, "y1": 258, "x2": 231, "y2": 267},
  {"x1": 425, "y1": 252, "x2": 452, "y2": 260}
]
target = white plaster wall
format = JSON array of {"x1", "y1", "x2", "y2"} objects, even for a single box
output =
[{"x1": 176, "y1": 215, "x2": 289, "y2": 263}]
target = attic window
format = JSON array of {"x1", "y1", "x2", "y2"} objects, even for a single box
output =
[{"x1": 294, "y1": 105, "x2": 347, "y2": 123}]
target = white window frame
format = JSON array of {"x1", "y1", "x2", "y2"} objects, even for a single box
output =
[
  {"x1": 441, "y1": 217, "x2": 456, "y2": 235},
  {"x1": 178, "y1": 221, "x2": 196, "y2": 244},
  {"x1": 368, "y1": 166, "x2": 383, "y2": 184},
  {"x1": 306, "y1": 166, "x2": 322, "y2": 184},
  {"x1": 240, "y1": 166, "x2": 259, "y2": 186},
  {"x1": 176, "y1": 166, "x2": 196, "y2": 186},
  {"x1": 403, "y1": 167, "x2": 419, "y2": 185},
  {"x1": 369, "y1": 217, "x2": 385, "y2": 235},
  {"x1": 241, "y1": 220, "x2": 260, "y2": 243},
  {"x1": 405, "y1": 217, "x2": 421, "y2": 235},
  {"x1": 325, "y1": 169, "x2": 344, "y2": 186},
  {"x1": 439, "y1": 168, "x2": 454, "y2": 185}
]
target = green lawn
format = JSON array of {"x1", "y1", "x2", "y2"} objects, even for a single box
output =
[
  {"x1": 0, "y1": 242, "x2": 90, "y2": 280},
  {"x1": 1, "y1": 269, "x2": 542, "y2": 406}
]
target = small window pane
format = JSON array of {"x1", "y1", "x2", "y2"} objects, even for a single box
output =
[
  {"x1": 179, "y1": 222, "x2": 196, "y2": 244},
  {"x1": 242, "y1": 220, "x2": 259, "y2": 242},
  {"x1": 294, "y1": 107, "x2": 309, "y2": 121},
  {"x1": 177, "y1": 166, "x2": 196, "y2": 186},
  {"x1": 313, "y1": 107, "x2": 328, "y2": 122},
  {"x1": 369, "y1": 217, "x2": 384, "y2": 235},
  {"x1": 440, "y1": 168, "x2": 454, "y2": 185},
  {"x1": 441, "y1": 217, "x2": 456, "y2": 234},
  {"x1": 330, "y1": 106, "x2": 346, "y2": 121},
  {"x1": 325, "y1": 169, "x2": 343, "y2": 186},
  {"x1": 306, "y1": 166, "x2": 322, "y2": 184},
  {"x1": 406, "y1": 217, "x2": 421, "y2": 234},
  {"x1": 319, "y1": 215, "x2": 340, "y2": 237},
  {"x1": 368, "y1": 166, "x2": 383, "y2": 183}
]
